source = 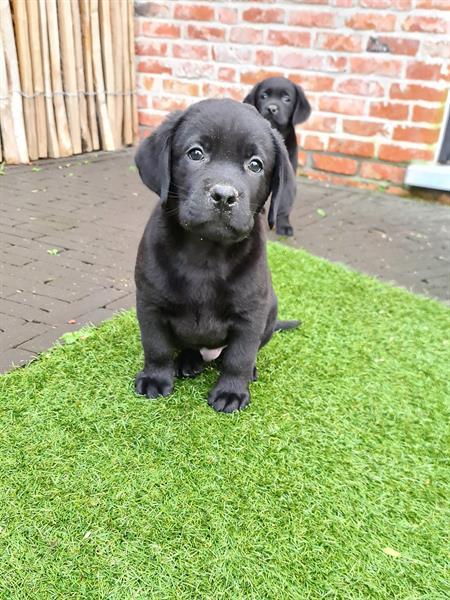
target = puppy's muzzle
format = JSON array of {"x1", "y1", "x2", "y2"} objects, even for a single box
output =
[
  {"x1": 209, "y1": 184, "x2": 238, "y2": 209},
  {"x1": 267, "y1": 104, "x2": 279, "y2": 115}
]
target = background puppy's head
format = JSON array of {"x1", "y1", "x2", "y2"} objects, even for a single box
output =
[
  {"x1": 135, "y1": 99, "x2": 295, "y2": 243},
  {"x1": 244, "y1": 76, "x2": 311, "y2": 131}
]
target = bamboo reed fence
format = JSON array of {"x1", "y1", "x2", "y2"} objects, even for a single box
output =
[{"x1": 0, "y1": 0, "x2": 138, "y2": 164}]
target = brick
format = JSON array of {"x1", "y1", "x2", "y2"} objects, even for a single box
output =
[
  {"x1": 300, "y1": 114, "x2": 337, "y2": 132},
  {"x1": 328, "y1": 138, "x2": 375, "y2": 158},
  {"x1": 303, "y1": 135, "x2": 326, "y2": 151},
  {"x1": 422, "y1": 41, "x2": 450, "y2": 59},
  {"x1": 217, "y1": 7, "x2": 237, "y2": 24},
  {"x1": 137, "y1": 94, "x2": 148, "y2": 110},
  {"x1": 255, "y1": 49, "x2": 273, "y2": 66},
  {"x1": 139, "y1": 112, "x2": 166, "y2": 128},
  {"x1": 240, "y1": 69, "x2": 283, "y2": 86},
  {"x1": 187, "y1": 24, "x2": 225, "y2": 41},
  {"x1": 162, "y1": 79, "x2": 200, "y2": 96},
  {"x1": 393, "y1": 126, "x2": 440, "y2": 144},
  {"x1": 360, "y1": 0, "x2": 412, "y2": 8},
  {"x1": 337, "y1": 78, "x2": 384, "y2": 97},
  {"x1": 360, "y1": 162, "x2": 405, "y2": 183},
  {"x1": 319, "y1": 95, "x2": 366, "y2": 116},
  {"x1": 152, "y1": 96, "x2": 190, "y2": 112},
  {"x1": 343, "y1": 119, "x2": 387, "y2": 136},
  {"x1": 217, "y1": 67, "x2": 238, "y2": 82},
  {"x1": 417, "y1": 0, "x2": 450, "y2": 8},
  {"x1": 289, "y1": 73, "x2": 334, "y2": 92},
  {"x1": 316, "y1": 33, "x2": 363, "y2": 53},
  {"x1": 135, "y1": 40, "x2": 168, "y2": 57},
  {"x1": 412, "y1": 105, "x2": 445, "y2": 124},
  {"x1": 297, "y1": 151, "x2": 308, "y2": 167},
  {"x1": 134, "y1": 2, "x2": 171, "y2": 18},
  {"x1": 230, "y1": 27, "x2": 264, "y2": 45},
  {"x1": 331, "y1": 0, "x2": 353, "y2": 6},
  {"x1": 142, "y1": 22, "x2": 180, "y2": 38},
  {"x1": 288, "y1": 10, "x2": 335, "y2": 27},
  {"x1": 202, "y1": 83, "x2": 244, "y2": 102},
  {"x1": 242, "y1": 7, "x2": 284, "y2": 23},
  {"x1": 213, "y1": 45, "x2": 252, "y2": 64},
  {"x1": 312, "y1": 154, "x2": 359, "y2": 175},
  {"x1": 105, "y1": 293, "x2": 135, "y2": 313},
  {"x1": 139, "y1": 74, "x2": 155, "y2": 91},
  {"x1": 173, "y1": 43, "x2": 210, "y2": 61},
  {"x1": 267, "y1": 30, "x2": 311, "y2": 48},
  {"x1": 174, "y1": 3, "x2": 214, "y2": 21},
  {"x1": 406, "y1": 62, "x2": 449, "y2": 82},
  {"x1": 172, "y1": 61, "x2": 215, "y2": 79},
  {"x1": 0, "y1": 348, "x2": 35, "y2": 372},
  {"x1": 402, "y1": 16, "x2": 449, "y2": 34},
  {"x1": 378, "y1": 144, "x2": 434, "y2": 162},
  {"x1": 137, "y1": 59, "x2": 171, "y2": 75},
  {"x1": 370, "y1": 102, "x2": 409, "y2": 120},
  {"x1": 346, "y1": 13, "x2": 396, "y2": 31},
  {"x1": 275, "y1": 50, "x2": 322, "y2": 70},
  {"x1": 376, "y1": 37, "x2": 419, "y2": 56},
  {"x1": 349, "y1": 57, "x2": 402, "y2": 77},
  {"x1": 390, "y1": 83, "x2": 447, "y2": 102}
]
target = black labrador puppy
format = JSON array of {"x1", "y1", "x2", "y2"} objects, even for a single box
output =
[
  {"x1": 134, "y1": 99, "x2": 298, "y2": 413},
  {"x1": 244, "y1": 76, "x2": 311, "y2": 236}
]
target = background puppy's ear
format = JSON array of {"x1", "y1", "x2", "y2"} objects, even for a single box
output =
[
  {"x1": 243, "y1": 83, "x2": 260, "y2": 107},
  {"x1": 268, "y1": 131, "x2": 296, "y2": 230},
  {"x1": 292, "y1": 85, "x2": 311, "y2": 125},
  {"x1": 135, "y1": 111, "x2": 183, "y2": 205}
]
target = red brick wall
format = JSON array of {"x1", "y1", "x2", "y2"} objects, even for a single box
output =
[{"x1": 134, "y1": 0, "x2": 450, "y2": 194}]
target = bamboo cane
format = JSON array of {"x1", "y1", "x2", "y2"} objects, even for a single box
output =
[
  {"x1": 26, "y1": 0, "x2": 47, "y2": 158},
  {"x1": 46, "y1": 0, "x2": 72, "y2": 156},
  {"x1": 99, "y1": 0, "x2": 115, "y2": 141},
  {"x1": 121, "y1": 0, "x2": 132, "y2": 145},
  {"x1": 12, "y1": 0, "x2": 38, "y2": 160},
  {"x1": 0, "y1": 18, "x2": 20, "y2": 164},
  {"x1": 79, "y1": 0, "x2": 99, "y2": 150},
  {"x1": 38, "y1": 0, "x2": 59, "y2": 158},
  {"x1": 128, "y1": 0, "x2": 138, "y2": 144},
  {"x1": 0, "y1": 0, "x2": 28, "y2": 163},
  {"x1": 111, "y1": 0, "x2": 123, "y2": 147},
  {"x1": 90, "y1": 0, "x2": 114, "y2": 150},
  {"x1": 71, "y1": 0, "x2": 92, "y2": 152},
  {"x1": 57, "y1": 0, "x2": 81, "y2": 154}
]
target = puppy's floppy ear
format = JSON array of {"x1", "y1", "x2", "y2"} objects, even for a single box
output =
[
  {"x1": 243, "y1": 83, "x2": 260, "y2": 107},
  {"x1": 135, "y1": 111, "x2": 183, "y2": 205},
  {"x1": 268, "y1": 130, "x2": 296, "y2": 230},
  {"x1": 292, "y1": 85, "x2": 311, "y2": 125}
]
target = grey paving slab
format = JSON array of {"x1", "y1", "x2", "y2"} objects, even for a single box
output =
[{"x1": 0, "y1": 148, "x2": 449, "y2": 374}]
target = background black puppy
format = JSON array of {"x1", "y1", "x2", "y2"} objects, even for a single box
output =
[
  {"x1": 244, "y1": 76, "x2": 311, "y2": 236},
  {"x1": 134, "y1": 99, "x2": 298, "y2": 413}
]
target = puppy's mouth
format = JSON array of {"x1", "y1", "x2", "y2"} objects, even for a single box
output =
[{"x1": 181, "y1": 219, "x2": 252, "y2": 244}]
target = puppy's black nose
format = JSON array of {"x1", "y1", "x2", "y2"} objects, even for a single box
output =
[
  {"x1": 267, "y1": 104, "x2": 279, "y2": 114},
  {"x1": 210, "y1": 184, "x2": 238, "y2": 207}
]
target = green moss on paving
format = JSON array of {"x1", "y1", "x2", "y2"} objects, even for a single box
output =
[{"x1": 0, "y1": 243, "x2": 449, "y2": 599}]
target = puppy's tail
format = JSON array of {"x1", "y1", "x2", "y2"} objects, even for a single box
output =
[{"x1": 275, "y1": 319, "x2": 301, "y2": 332}]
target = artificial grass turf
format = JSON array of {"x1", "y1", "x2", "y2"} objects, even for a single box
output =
[{"x1": 0, "y1": 243, "x2": 449, "y2": 599}]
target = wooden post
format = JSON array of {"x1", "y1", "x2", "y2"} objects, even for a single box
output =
[
  {"x1": 99, "y1": 0, "x2": 115, "y2": 144},
  {"x1": 79, "y1": 0, "x2": 99, "y2": 150},
  {"x1": 128, "y1": 0, "x2": 139, "y2": 144},
  {"x1": 0, "y1": 15, "x2": 20, "y2": 163},
  {"x1": 57, "y1": 0, "x2": 81, "y2": 154},
  {"x1": 12, "y1": 0, "x2": 38, "y2": 160},
  {"x1": 121, "y1": 0, "x2": 132, "y2": 146},
  {"x1": 46, "y1": 0, "x2": 72, "y2": 156},
  {"x1": 90, "y1": 0, "x2": 114, "y2": 150},
  {"x1": 0, "y1": 0, "x2": 28, "y2": 163},
  {"x1": 111, "y1": 0, "x2": 123, "y2": 147},
  {"x1": 26, "y1": 0, "x2": 47, "y2": 158},
  {"x1": 71, "y1": 0, "x2": 92, "y2": 152},
  {"x1": 38, "y1": 0, "x2": 60, "y2": 158}
]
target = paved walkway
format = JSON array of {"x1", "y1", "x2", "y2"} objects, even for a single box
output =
[{"x1": 1, "y1": 149, "x2": 449, "y2": 373}]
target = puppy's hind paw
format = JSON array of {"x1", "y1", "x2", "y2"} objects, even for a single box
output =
[
  {"x1": 208, "y1": 380, "x2": 250, "y2": 413},
  {"x1": 135, "y1": 371, "x2": 173, "y2": 399},
  {"x1": 276, "y1": 224, "x2": 294, "y2": 237},
  {"x1": 176, "y1": 349, "x2": 205, "y2": 378}
]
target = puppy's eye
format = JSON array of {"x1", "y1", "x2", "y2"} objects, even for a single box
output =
[
  {"x1": 282, "y1": 95, "x2": 291, "y2": 103},
  {"x1": 187, "y1": 147, "x2": 204, "y2": 161},
  {"x1": 248, "y1": 158, "x2": 263, "y2": 173},
  {"x1": 260, "y1": 92, "x2": 268, "y2": 100}
]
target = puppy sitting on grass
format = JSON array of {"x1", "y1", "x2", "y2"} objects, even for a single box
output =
[{"x1": 134, "y1": 99, "x2": 298, "y2": 413}]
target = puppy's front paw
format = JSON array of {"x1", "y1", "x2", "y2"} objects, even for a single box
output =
[
  {"x1": 176, "y1": 349, "x2": 205, "y2": 378},
  {"x1": 135, "y1": 370, "x2": 173, "y2": 399},
  {"x1": 208, "y1": 379, "x2": 250, "y2": 413},
  {"x1": 276, "y1": 223, "x2": 294, "y2": 237}
]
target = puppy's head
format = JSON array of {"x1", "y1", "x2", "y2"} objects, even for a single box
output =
[
  {"x1": 244, "y1": 76, "x2": 311, "y2": 130},
  {"x1": 135, "y1": 99, "x2": 295, "y2": 244}
]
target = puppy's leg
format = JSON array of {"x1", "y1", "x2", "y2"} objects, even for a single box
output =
[
  {"x1": 135, "y1": 302, "x2": 175, "y2": 399},
  {"x1": 276, "y1": 144, "x2": 297, "y2": 237},
  {"x1": 176, "y1": 349, "x2": 205, "y2": 378},
  {"x1": 208, "y1": 328, "x2": 261, "y2": 413}
]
